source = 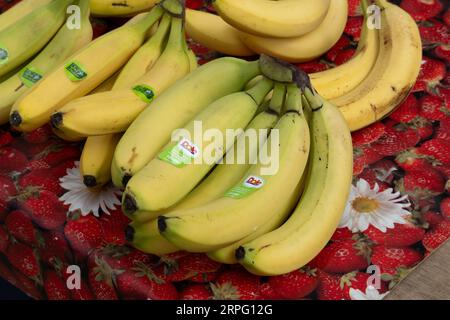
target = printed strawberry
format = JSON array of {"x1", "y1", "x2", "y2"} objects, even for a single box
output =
[
  {"x1": 334, "y1": 49, "x2": 356, "y2": 66},
  {"x1": 43, "y1": 270, "x2": 71, "y2": 300},
  {"x1": 418, "y1": 19, "x2": 450, "y2": 45},
  {"x1": 389, "y1": 94, "x2": 420, "y2": 123},
  {"x1": 91, "y1": 18, "x2": 110, "y2": 39},
  {"x1": 34, "y1": 145, "x2": 80, "y2": 167},
  {"x1": 0, "y1": 225, "x2": 9, "y2": 253},
  {"x1": 371, "y1": 125, "x2": 420, "y2": 156},
  {"x1": 258, "y1": 282, "x2": 282, "y2": 300},
  {"x1": 422, "y1": 227, "x2": 449, "y2": 251},
  {"x1": 434, "y1": 44, "x2": 450, "y2": 62},
  {"x1": 6, "y1": 242, "x2": 42, "y2": 281},
  {"x1": 0, "y1": 259, "x2": 18, "y2": 288},
  {"x1": 88, "y1": 257, "x2": 118, "y2": 300},
  {"x1": 0, "y1": 147, "x2": 28, "y2": 174},
  {"x1": 189, "y1": 270, "x2": 221, "y2": 283},
  {"x1": 23, "y1": 125, "x2": 53, "y2": 144},
  {"x1": 186, "y1": 0, "x2": 204, "y2": 10},
  {"x1": 409, "y1": 117, "x2": 435, "y2": 141},
  {"x1": 359, "y1": 145, "x2": 385, "y2": 166},
  {"x1": 423, "y1": 211, "x2": 444, "y2": 229},
  {"x1": 312, "y1": 238, "x2": 371, "y2": 273},
  {"x1": 341, "y1": 271, "x2": 388, "y2": 300},
  {"x1": 15, "y1": 139, "x2": 54, "y2": 158},
  {"x1": 370, "y1": 159, "x2": 398, "y2": 184},
  {"x1": 358, "y1": 168, "x2": 391, "y2": 191},
  {"x1": 69, "y1": 279, "x2": 95, "y2": 300},
  {"x1": 352, "y1": 122, "x2": 386, "y2": 147},
  {"x1": 395, "y1": 148, "x2": 435, "y2": 172},
  {"x1": 296, "y1": 59, "x2": 329, "y2": 73},
  {"x1": 316, "y1": 272, "x2": 346, "y2": 300},
  {"x1": 64, "y1": 213, "x2": 104, "y2": 256},
  {"x1": 363, "y1": 222, "x2": 425, "y2": 247},
  {"x1": 26, "y1": 159, "x2": 51, "y2": 171},
  {"x1": 39, "y1": 231, "x2": 72, "y2": 267},
  {"x1": 268, "y1": 266, "x2": 318, "y2": 299},
  {"x1": 12, "y1": 269, "x2": 44, "y2": 300},
  {"x1": 400, "y1": 0, "x2": 443, "y2": 21},
  {"x1": 0, "y1": 175, "x2": 17, "y2": 218},
  {"x1": 115, "y1": 261, "x2": 178, "y2": 300},
  {"x1": 344, "y1": 16, "x2": 363, "y2": 40},
  {"x1": 5, "y1": 210, "x2": 40, "y2": 246},
  {"x1": 19, "y1": 169, "x2": 64, "y2": 195},
  {"x1": 396, "y1": 168, "x2": 445, "y2": 201},
  {"x1": 331, "y1": 227, "x2": 355, "y2": 242},
  {"x1": 50, "y1": 159, "x2": 76, "y2": 178},
  {"x1": 211, "y1": 268, "x2": 260, "y2": 300},
  {"x1": 99, "y1": 208, "x2": 131, "y2": 246},
  {"x1": 417, "y1": 138, "x2": 450, "y2": 166},
  {"x1": 353, "y1": 150, "x2": 367, "y2": 175},
  {"x1": 436, "y1": 118, "x2": 450, "y2": 142},
  {"x1": 371, "y1": 246, "x2": 423, "y2": 275},
  {"x1": 19, "y1": 188, "x2": 67, "y2": 230},
  {"x1": 419, "y1": 94, "x2": 450, "y2": 121},
  {"x1": 412, "y1": 57, "x2": 446, "y2": 94},
  {"x1": 0, "y1": 130, "x2": 13, "y2": 147},
  {"x1": 90, "y1": 245, "x2": 154, "y2": 271},
  {"x1": 444, "y1": 8, "x2": 450, "y2": 27},
  {"x1": 325, "y1": 35, "x2": 352, "y2": 62},
  {"x1": 179, "y1": 284, "x2": 212, "y2": 300},
  {"x1": 348, "y1": 0, "x2": 362, "y2": 16},
  {"x1": 440, "y1": 197, "x2": 450, "y2": 220}
]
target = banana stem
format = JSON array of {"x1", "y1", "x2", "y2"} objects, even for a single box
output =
[
  {"x1": 245, "y1": 77, "x2": 274, "y2": 106},
  {"x1": 360, "y1": 0, "x2": 369, "y2": 18},
  {"x1": 165, "y1": 16, "x2": 184, "y2": 51},
  {"x1": 131, "y1": 5, "x2": 164, "y2": 34},
  {"x1": 160, "y1": 0, "x2": 185, "y2": 17},
  {"x1": 77, "y1": 0, "x2": 91, "y2": 21},
  {"x1": 259, "y1": 54, "x2": 295, "y2": 83},
  {"x1": 150, "y1": 13, "x2": 172, "y2": 47},
  {"x1": 285, "y1": 84, "x2": 303, "y2": 114},
  {"x1": 303, "y1": 87, "x2": 323, "y2": 111},
  {"x1": 269, "y1": 83, "x2": 287, "y2": 115}
]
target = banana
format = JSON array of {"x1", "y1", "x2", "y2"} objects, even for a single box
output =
[
  {"x1": 0, "y1": 0, "x2": 53, "y2": 32},
  {"x1": 332, "y1": 0, "x2": 422, "y2": 131},
  {"x1": 51, "y1": 14, "x2": 190, "y2": 137},
  {"x1": 239, "y1": 0, "x2": 348, "y2": 63},
  {"x1": 158, "y1": 84, "x2": 310, "y2": 252},
  {"x1": 126, "y1": 108, "x2": 280, "y2": 255},
  {"x1": 0, "y1": 0, "x2": 72, "y2": 77},
  {"x1": 112, "y1": 57, "x2": 260, "y2": 188},
  {"x1": 80, "y1": 134, "x2": 122, "y2": 187},
  {"x1": 10, "y1": 7, "x2": 164, "y2": 132},
  {"x1": 213, "y1": 0, "x2": 330, "y2": 39},
  {"x1": 113, "y1": 13, "x2": 171, "y2": 89},
  {"x1": 90, "y1": 0, "x2": 159, "y2": 17},
  {"x1": 0, "y1": 0, "x2": 93, "y2": 125},
  {"x1": 185, "y1": 9, "x2": 254, "y2": 57},
  {"x1": 310, "y1": 0, "x2": 379, "y2": 100},
  {"x1": 237, "y1": 89, "x2": 353, "y2": 276},
  {"x1": 123, "y1": 77, "x2": 274, "y2": 215},
  {"x1": 186, "y1": 46, "x2": 198, "y2": 72}
]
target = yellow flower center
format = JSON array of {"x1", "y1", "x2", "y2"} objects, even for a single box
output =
[{"x1": 352, "y1": 197, "x2": 379, "y2": 213}]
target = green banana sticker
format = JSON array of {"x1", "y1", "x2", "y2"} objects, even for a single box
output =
[
  {"x1": 225, "y1": 176, "x2": 265, "y2": 199},
  {"x1": 132, "y1": 84, "x2": 155, "y2": 103},
  {"x1": 64, "y1": 61, "x2": 87, "y2": 81},
  {"x1": 20, "y1": 67, "x2": 43, "y2": 88},
  {"x1": 0, "y1": 46, "x2": 8, "y2": 65},
  {"x1": 159, "y1": 138, "x2": 200, "y2": 168}
]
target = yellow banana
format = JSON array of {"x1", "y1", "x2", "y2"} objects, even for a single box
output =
[
  {"x1": 10, "y1": 7, "x2": 164, "y2": 132},
  {"x1": 310, "y1": 0, "x2": 379, "y2": 100},
  {"x1": 0, "y1": 0, "x2": 53, "y2": 32},
  {"x1": 332, "y1": 0, "x2": 422, "y2": 131},
  {"x1": 90, "y1": 0, "x2": 159, "y2": 17},
  {"x1": 213, "y1": 0, "x2": 330, "y2": 38},
  {"x1": 158, "y1": 84, "x2": 310, "y2": 252},
  {"x1": 112, "y1": 57, "x2": 261, "y2": 188},
  {"x1": 0, "y1": 0, "x2": 93, "y2": 125},
  {"x1": 185, "y1": 9, "x2": 254, "y2": 57},
  {"x1": 126, "y1": 109, "x2": 280, "y2": 255},
  {"x1": 51, "y1": 14, "x2": 190, "y2": 137},
  {"x1": 238, "y1": 89, "x2": 353, "y2": 276},
  {"x1": 0, "y1": 0, "x2": 72, "y2": 77},
  {"x1": 114, "y1": 13, "x2": 171, "y2": 89},
  {"x1": 239, "y1": 0, "x2": 348, "y2": 63}
]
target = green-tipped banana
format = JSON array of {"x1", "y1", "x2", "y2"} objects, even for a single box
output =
[
  {"x1": 0, "y1": 0, "x2": 93, "y2": 125},
  {"x1": 0, "y1": 0, "x2": 72, "y2": 77},
  {"x1": 158, "y1": 84, "x2": 310, "y2": 252},
  {"x1": 112, "y1": 57, "x2": 261, "y2": 188},
  {"x1": 123, "y1": 77, "x2": 274, "y2": 215}
]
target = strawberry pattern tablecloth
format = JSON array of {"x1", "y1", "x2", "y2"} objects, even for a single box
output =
[{"x1": 0, "y1": 0, "x2": 449, "y2": 300}]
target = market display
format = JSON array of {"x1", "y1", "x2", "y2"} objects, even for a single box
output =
[{"x1": 0, "y1": 0, "x2": 448, "y2": 300}]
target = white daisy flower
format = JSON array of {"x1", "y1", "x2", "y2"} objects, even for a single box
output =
[
  {"x1": 59, "y1": 162, "x2": 122, "y2": 217},
  {"x1": 339, "y1": 179, "x2": 411, "y2": 233},
  {"x1": 349, "y1": 286, "x2": 389, "y2": 300}
]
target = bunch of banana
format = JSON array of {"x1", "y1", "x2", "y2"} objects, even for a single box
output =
[
  {"x1": 90, "y1": 0, "x2": 159, "y2": 17},
  {"x1": 186, "y1": 0, "x2": 346, "y2": 62},
  {"x1": 328, "y1": 0, "x2": 422, "y2": 131},
  {"x1": 0, "y1": 0, "x2": 53, "y2": 32},
  {"x1": 10, "y1": 6, "x2": 164, "y2": 132},
  {"x1": 0, "y1": 0, "x2": 72, "y2": 77},
  {"x1": 0, "y1": 0, "x2": 93, "y2": 125}
]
